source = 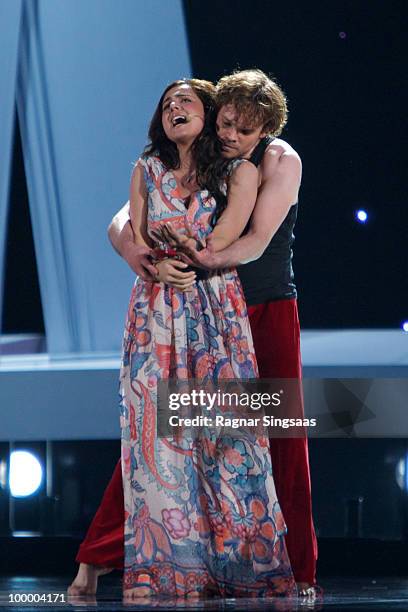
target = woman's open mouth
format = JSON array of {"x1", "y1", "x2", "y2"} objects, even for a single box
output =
[{"x1": 172, "y1": 115, "x2": 187, "y2": 126}]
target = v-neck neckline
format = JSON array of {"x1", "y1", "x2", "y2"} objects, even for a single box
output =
[{"x1": 167, "y1": 166, "x2": 197, "y2": 201}]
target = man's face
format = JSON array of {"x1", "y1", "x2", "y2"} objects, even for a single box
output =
[{"x1": 216, "y1": 104, "x2": 266, "y2": 159}]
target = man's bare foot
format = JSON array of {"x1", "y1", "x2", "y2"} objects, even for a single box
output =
[
  {"x1": 297, "y1": 582, "x2": 322, "y2": 598},
  {"x1": 67, "y1": 563, "x2": 113, "y2": 596}
]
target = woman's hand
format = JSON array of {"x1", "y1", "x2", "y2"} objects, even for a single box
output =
[{"x1": 155, "y1": 258, "x2": 196, "y2": 291}]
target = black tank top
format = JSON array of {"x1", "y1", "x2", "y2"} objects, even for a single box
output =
[{"x1": 237, "y1": 136, "x2": 298, "y2": 305}]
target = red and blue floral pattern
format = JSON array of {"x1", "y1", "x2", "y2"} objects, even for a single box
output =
[{"x1": 119, "y1": 156, "x2": 295, "y2": 597}]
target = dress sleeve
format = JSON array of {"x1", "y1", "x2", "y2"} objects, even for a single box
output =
[
  {"x1": 133, "y1": 156, "x2": 152, "y2": 190},
  {"x1": 227, "y1": 157, "x2": 253, "y2": 176},
  {"x1": 134, "y1": 155, "x2": 150, "y2": 174}
]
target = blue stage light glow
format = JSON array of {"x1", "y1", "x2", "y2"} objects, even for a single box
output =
[
  {"x1": 9, "y1": 451, "x2": 43, "y2": 497},
  {"x1": 0, "y1": 460, "x2": 6, "y2": 489},
  {"x1": 355, "y1": 209, "x2": 368, "y2": 223},
  {"x1": 403, "y1": 321, "x2": 408, "y2": 332},
  {"x1": 396, "y1": 455, "x2": 408, "y2": 492}
]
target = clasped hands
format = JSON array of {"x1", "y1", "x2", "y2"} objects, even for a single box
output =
[
  {"x1": 150, "y1": 223, "x2": 205, "y2": 257},
  {"x1": 149, "y1": 223, "x2": 210, "y2": 291}
]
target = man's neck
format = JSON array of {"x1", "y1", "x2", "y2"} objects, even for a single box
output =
[{"x1": 242, "y1": 136, "x2": 265, "y2": 160}]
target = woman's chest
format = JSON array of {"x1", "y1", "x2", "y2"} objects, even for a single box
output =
[{"x1": 146, "y1": 171, "x2": 216, "y2": 239}]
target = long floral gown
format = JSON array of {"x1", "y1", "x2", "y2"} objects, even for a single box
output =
[{"x1": 119, "y1": 155, "x2": 295, "y2": 597}]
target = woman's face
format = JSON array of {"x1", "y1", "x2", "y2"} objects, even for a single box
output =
[{"x1": 161, "y1": 84, "x2": 205, "y2": 147}]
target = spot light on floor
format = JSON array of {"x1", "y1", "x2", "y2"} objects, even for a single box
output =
[{"x1": 9, "y1": 450, "x2": 43, "y2": 497}]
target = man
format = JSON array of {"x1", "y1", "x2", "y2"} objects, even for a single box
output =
[{"x1": 69, "y1": 69, "x2": 318, "y2": 597}]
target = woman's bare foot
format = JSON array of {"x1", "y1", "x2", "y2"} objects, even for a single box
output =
[
  {"x1": 67, "y1": 563, "x2": 113, "y2": 596},
  {"x1": 185, "y1": 591, "x2": 201, "y2": 599},
  {"x1": 123, "y1": 574, "x2": 153, "y2": 600}
]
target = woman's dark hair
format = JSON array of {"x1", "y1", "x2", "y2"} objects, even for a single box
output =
[{"x1": 144, "y1": 79, "x2": 228, "y2": 219}]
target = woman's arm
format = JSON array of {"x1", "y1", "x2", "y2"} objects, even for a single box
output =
[
  {"x1": 129, "y1": 162, "x2": 152, "y2": 248},
  {"x1": 106, "y1": 164, "x2": 158, "y2": 280}
]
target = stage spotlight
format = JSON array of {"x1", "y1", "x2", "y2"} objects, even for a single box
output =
[
  {"x1": 396, "y1": 455, "x2": 408, "y2": 492},
  {"x1": 355, "y1": 209, "x2": 368, "y2": 223},
  {"x1": 0, "y1": 460, "x2": 6, "y2": 489},
  {"x1": 9, "y1": 451, "x2": 43, "y2": 498},
  {"x1": 402, "y1": 321, "x2": 408, "y2": 332}
]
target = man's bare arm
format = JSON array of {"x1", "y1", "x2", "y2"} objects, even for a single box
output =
[
  {"x1": 216, "y1": 150, "x2": 301, "y2": 265},
  {"x1": 107, "y1": 200, "x2": 157, "y2": 280},
  {"x1": 158, "y1": 161, "x2": 258, "y2": 254},
  {"x1": 176, "y1": 150, "x2": 302, "y2": 269},
  {"x1": 108, "y1": 147, "x2": 301, "y2": 280},
  {"x1": 108, "y1": 202, "x2": 133, "y2": 255}
]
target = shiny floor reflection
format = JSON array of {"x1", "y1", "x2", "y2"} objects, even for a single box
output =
[{"x1": 0, "y1": 576, "x2": 407, "y2": 611}]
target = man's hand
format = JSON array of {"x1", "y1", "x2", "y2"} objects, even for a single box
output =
[
  {"x1": 155, "y1": 259, "x2": 196, "y2": 291},
  {"x1": 179, "y1": 240, "x2": 220, "y2": 270},
  {"x1": 152, "y1": 224, "x2": 219, "y2": 270},
  {"x1": 151, "y1": 224, "x2": 205, "y2": 252},
  {"x1": 122, "y1": 241, "x2": 157, "y2": 280}
]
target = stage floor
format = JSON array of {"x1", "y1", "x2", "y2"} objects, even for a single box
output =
[{"x1": 0, "y1": 576, "x2": 408, "y2": 610}]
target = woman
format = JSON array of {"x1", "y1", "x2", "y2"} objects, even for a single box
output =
[
  {"x1": 78, "y1": 79, "x2": 295, "y2": 599},
  {"x1": 120, "y1": 78, "x2": 295, "y2": 599}
]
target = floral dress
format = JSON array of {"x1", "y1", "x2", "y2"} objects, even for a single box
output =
[{"x1": 119, "y1": 155, "x2": 295, "y2": 597}]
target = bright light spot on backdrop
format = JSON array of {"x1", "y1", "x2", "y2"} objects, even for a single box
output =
[
  {"x1": 9, "y1": 451, "x2": 43, "y2": 497},
  {"x1": 396, "y1": 455, "x2": 408, "y2": 492},
  {"x1": 355, "y1": 209, "x2": 368, "y2": 223}
]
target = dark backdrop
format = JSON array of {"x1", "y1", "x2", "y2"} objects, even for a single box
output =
[
  {"x1": 3, "y1": 0, "x2": 407, "y2": 333},
  {"x1": 183, "y1": 0, "x2": 407, "y2": 328}
]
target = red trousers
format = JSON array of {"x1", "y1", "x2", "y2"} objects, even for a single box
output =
[{"x1": 76, "y1": 298, "x2": 317, "y2": 584}]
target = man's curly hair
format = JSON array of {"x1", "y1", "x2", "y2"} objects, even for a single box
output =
[{"x1": 216, "y1": 69, "x2": 288, "y2": 136}]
